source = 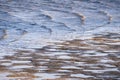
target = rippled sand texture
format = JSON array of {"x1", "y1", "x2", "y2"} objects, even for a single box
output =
[{"x1": 0, "y1": 0, "x2": 120, "y2": 80}]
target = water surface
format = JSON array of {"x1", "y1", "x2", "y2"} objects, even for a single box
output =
[{"x1": 0, "y1": 0, "x2": 120, "y2": 80}]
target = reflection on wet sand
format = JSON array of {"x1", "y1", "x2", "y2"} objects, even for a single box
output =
[{"x1": 0, "y1": 33, "x2": 120, "y2": 80}]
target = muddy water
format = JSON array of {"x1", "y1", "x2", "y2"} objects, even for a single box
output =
[{"x1": 0, "y1": 0, "x2": 120, "y2": 80}]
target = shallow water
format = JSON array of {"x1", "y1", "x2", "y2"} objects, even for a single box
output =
[{"x1": 0, "y1": 0, "x2": 120, "y2": 80}]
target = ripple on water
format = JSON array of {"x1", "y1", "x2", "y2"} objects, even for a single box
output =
[{"x1": 0, "y1": 0, "x2": 120, "y2": 80}]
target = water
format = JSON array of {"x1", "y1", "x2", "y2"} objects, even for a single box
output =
[{"x1": 0, "y1": 0, "x2": 120, "y2": 80}]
